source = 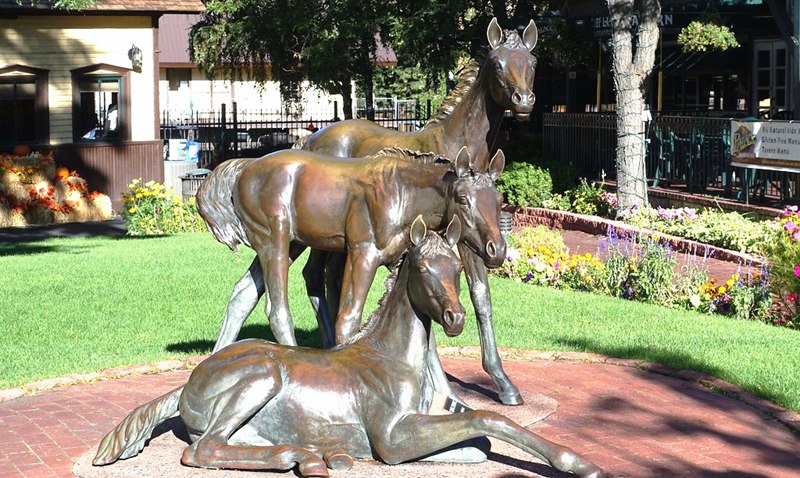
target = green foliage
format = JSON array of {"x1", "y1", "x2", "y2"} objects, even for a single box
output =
[
  {"x1": 508, "y1": 225, "x2": 567, "y2": 256},
  {"x1": 536, "y1": 17, "x2": 593, "y2": 72},
  {"x1": 622, "y1": 206, "x2": 774, "y2": 254},
  {"x1": 120, "y1": 178, "x2": 207, "y2": 236},
  {"x1": 542, "y1": 179, "x2": 616, "y2": 217},
  {"x1": 496, "y1": 161, "x2": 553, "y2": 208},
  {"x1": 678, "y1": 20, "x2": 740, "y2": 53},
  {"x1": 763, "y1": 207, "x2": 800, "y2": 328}
]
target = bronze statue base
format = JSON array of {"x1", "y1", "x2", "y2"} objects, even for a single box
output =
[{"x1": 75, "y1": 384, "x2": 556, "y2": 478}]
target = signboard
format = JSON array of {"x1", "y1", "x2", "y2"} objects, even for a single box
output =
[{"x1": 730, "y1": 120, "x2": 800, "y2": 172}]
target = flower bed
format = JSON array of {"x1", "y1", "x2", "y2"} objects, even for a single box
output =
[
  {"x1": 495, "y1": 224, "x2": 777, "y2": 326},
  {"x1": 120, "y1": 178, "x2": 206, "y2": 235},
  {"x1": 0, "y1": 152, "x2": 112, "y2": 227}
]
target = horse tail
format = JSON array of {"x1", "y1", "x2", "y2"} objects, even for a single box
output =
[
  {"x1": 292, "y1": 134, "x2": 309, "y2": 150},
  {"x1": 93, "y1": 386, "x2": 183, "y2": 465},
  {"x1": 196, "y1": 158, "x2": 252, "y2": 251}
]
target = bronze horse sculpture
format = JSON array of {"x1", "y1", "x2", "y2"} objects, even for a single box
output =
[
  {"x1": 93, "y1": 216, "x2": 604, "y2": 478},
  {"x1": 295, "y1": 17, "x2": 538, "y2": 405},
  {"x1": 197, "y1": 145, "x2": 505, "y2": 350}
]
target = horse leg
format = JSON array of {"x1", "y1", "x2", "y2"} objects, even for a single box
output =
[
  {"x1": 460, "y1": 244, "x2": 523, "y2": 405},
  {"x1": 181, "y1": 357, "x2": 329, "y2": 477},
  {"x1": 255, "y1": 221, "x2": 299, "y2": 346},
  {"x1": 375, "y1": 412, "x2": 604, "y2": 478},
  {"x1": 324, "y1": 253, "x2": 346, "y2": 328},
  {"x1": 302, "y1": 249, "x2": 335, "y2": 349},
  {"x1": 335, "y1": 246, "x2": 379, "y2": 344},
  {"x1": 212, "y1": 257, "x2": 266, "y2": 353}
]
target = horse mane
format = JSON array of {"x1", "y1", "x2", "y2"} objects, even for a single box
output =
[
  {"x1": 423, "y1": 29, "x2": 530, "y2": 129},
  {"x1": 423, "y1": 59, "x2": 481, "y2": 129},
  {"x1": 365, "y1": 147, "x2": 451, "y2": 166}
]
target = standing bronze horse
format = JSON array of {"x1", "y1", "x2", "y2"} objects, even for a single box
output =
[
  {"x1": 197, "y1": 145, "x2": 505, "y2": 350},
  {"x1": 295, "y1": 17, "x2": 538, "y2": 405},
  {"x1": 93, "y1": 216, "x2": 604, "y2": 478}
]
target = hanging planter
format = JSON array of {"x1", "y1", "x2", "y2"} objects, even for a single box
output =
[{"x1": 677, "y1": 20, "x2": 740, "y2": 53}]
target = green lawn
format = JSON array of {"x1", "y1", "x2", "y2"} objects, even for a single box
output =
[{"x1": 1, "y1": 233, "x2": 798, "y2": 412}]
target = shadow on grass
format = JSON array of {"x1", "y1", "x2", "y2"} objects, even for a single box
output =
[{"x1": 166, "y1": 324, "x2": 325, "y2": 354}]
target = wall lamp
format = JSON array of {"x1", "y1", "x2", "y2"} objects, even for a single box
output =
[{"x1": 128, "y1": 44, "x2": 143, "y2": 72}]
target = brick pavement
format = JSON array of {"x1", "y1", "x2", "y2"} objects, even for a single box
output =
[{"x1": 1, "y1": 353, "x2": 799, "y2": 478}]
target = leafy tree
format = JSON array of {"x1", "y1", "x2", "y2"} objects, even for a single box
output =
[{"x1": 189, "y1": 0, "x2": 390, "y2": 119}]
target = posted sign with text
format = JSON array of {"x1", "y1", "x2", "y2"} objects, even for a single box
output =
[{"x1": 731, "y1": 120, "x2": 800, "y2": 172}]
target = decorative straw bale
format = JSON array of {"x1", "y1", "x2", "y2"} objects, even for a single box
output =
[
  {"x1": 23, "y1": 204, "x2": 53, "y2": 225},
  {"x1": 91, "y1": 194, "x2": 113, "y2": 220}
]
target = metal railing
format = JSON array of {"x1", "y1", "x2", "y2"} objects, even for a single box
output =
[
  {"x1": 543, "y1": 113, "x2": 799, "y2": 204},
  {"x1": 160, "y1": 100, "x2": 431, "y2": 168}
]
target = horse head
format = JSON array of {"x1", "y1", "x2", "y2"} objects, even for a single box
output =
[
  {"x1": 445, "y1": 147, "x2": 507, "y2": 269},
  {"x1": 485, "y1": 17, "x2": 538, "y2": 121},
  {"x1": 407, "y1": 215, "x2": 465, "y2": 337}
]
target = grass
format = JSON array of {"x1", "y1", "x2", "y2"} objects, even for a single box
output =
[{"x1": 1, "y1": 233, "x2": 799, "y2": 413}]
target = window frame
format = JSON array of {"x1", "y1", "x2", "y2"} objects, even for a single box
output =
[
  {"x1": 0, "y1": 65, "x2": 49, "y2": 146},
  {"x1": 71, "y1": 64, "x2": 131, "y2": 143}
]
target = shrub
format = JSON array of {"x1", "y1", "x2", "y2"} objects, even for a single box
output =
[
  {"x1": 496, "y1": 161, "x2": 552, "y2": 208},
  {"x1": 622, "y1": 206, "x2": 774, "y2": 254},
  {"x1": 120, "y1": 178, "x2": 207, "y2": 235},
  {"x1": 763, "y1": 206, "x2": 800, "y2": 328}
]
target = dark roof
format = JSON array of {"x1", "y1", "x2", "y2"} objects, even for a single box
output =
[
  {"x1": 0, "y1": 0, "x2": 204, "y2": 13},
  {"x1": 159, "y1": 13, "x2": 199, "y2": 66},
  {"x1": 158, "y1": 14, "x2": 397, "y2": 69}
]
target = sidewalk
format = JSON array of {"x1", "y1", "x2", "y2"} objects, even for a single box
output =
[{"x1": 1, "y1": 352, "x2": 799, "y2": 478}]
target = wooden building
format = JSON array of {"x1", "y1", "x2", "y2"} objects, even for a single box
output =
[{"x1": 0, "y1": 0, "x2": 204, "y2": 209}]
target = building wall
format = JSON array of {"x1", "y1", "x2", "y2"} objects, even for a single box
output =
[
  {"x1": 0, "y1": 15, "x2": 157, "y2": 144},
  {"x1": 158, "y1": 68, "x2": 347, "y2": 119}
]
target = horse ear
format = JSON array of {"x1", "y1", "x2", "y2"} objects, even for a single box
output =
[
  {"x1": 522, "y1": 20, "x2": 538, "y2": 51},
  {"x1": 488, "y1": 149, "x2": 506, "y2": 181},
  {"x1": 455, "y1": 146, "x2": 472, "y2": 178},
  {"x1": 444, "y1": 215, "x2": 462, "y2": 248},
  {"x1": 487, "y1": 17, "x2": 504, "y2": 50},
  {"x1": 410, "y1": 215, "x2": 427, "y2": 246}
]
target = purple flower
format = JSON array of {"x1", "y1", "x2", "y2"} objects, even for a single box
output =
[{"x1": 785, "y1": 221, "x2": 798, "y2": 232}]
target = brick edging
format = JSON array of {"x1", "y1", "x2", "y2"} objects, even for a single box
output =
[
  {"x1": 3, "y1": 349, "x2": 796, "y2": 438},
  {"x1": 438, "y1": 346, "x2": 800, "y2": 436},
  {"x1": 504, "y1": 206, "x2": 765, "y2": 266}
]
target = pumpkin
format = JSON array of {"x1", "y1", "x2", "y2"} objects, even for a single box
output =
[
  {"x1": 12, "y1": 145, "x2": 31, "y2": 157},
  {"x1": 55, "y1": 167, "x2": 70, "y2": 180}
]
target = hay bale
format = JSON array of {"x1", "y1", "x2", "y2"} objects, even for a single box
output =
[
  {"x1": 23, "y1": 204, "x2": 53, "y2": 225},
  {"x1": 90, "y1": 194, "x2": 113, "y2": 220}
]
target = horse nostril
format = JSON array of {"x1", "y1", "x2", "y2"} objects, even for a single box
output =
[
  {"x1": 512, "y1": 91, "x2": 522, "y2": 105},
  {"x1": 443, "y1": 309, "x2": 455, "y2": 327},
  {"x1": 528, "y1": 93, "x2": 536, "y2": 104},
  {"x1": 486, "y1": 241, "x2": 497, "y2": 258}
]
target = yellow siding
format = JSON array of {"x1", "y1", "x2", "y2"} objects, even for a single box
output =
[{"x1": 0, "y1": 16, "x2": 157, "y2": 144}]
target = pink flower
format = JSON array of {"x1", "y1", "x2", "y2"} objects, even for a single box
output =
[
  {"x1": 789, "y1": 293, "x2": 798, "y2": 303},
  {"x1": 794, "y1": 231, "x2": 800, "y2": 242},
  {"x1": 794, "y1": 265, "x2": 800, "y2": 277},
  {"x1": 785, "y1": 221, "x2": 798, "y2": 232}
]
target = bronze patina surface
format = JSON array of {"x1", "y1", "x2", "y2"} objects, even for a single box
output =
[{"x1": 93, "y1": 217, "x2": 603, "y2": 478}]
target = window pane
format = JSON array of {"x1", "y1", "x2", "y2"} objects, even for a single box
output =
[
  {"x1": 757, "y1": 50, "x2": 770, "y2": 68},
  {"x1": 17, "y1": 82, "x2": 35, "y2": 98},
  {"x1": 77, "y1": 77, "x2": 121, "y2": 141},
  {"x1": 776, "y1": 48, "x2": 786, "y2": 67},
  {"x1": 0, "y1": 83, "x2": 14, "y2": 98}
]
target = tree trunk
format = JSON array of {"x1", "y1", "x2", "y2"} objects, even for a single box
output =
[
  {"x1": 337, "y1": 80, "x2": 354, "y2": 120},
  {"x1": 607, "y1": 0, "x2": 660, "y2": 214}
]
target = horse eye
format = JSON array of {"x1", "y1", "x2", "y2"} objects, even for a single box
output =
[
  {"x1": 458, "y1": 196, "x2": 469, "y2": 205},
  {"x1": 418, "y1": 266, "x2": 429, "y2": 274}
]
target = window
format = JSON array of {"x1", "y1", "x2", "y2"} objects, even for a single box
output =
[
  {"x1": 72, "y1": 64, "x2": 130, "y2": 142},
  {"x1": 0, "y1": 65, "x2": 48, "y2": 146}
]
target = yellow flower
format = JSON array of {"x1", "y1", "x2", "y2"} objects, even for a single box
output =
[
  {"x1": 172, "y1": 195, "x2": 182, "y2": 205},
  {"x1": 717, "y1": 286, "x2": 726, "y2": 294},
  {"x1": 135, "y1": 193, "x2": 143, "y2": 199},
  {"x1": 726, "y1": 279, "x2": 735, "y2": 287},
  {"x1": 188, "y1": 196, "x2": 196, "y2": 205},
  {"x1": 131, "y1": 178, "x2": 141, "y2": 185},
  {"x1": 145, "y1": 180, "x2": 156, "y2": 188},
  {"x1": 128, "y1": 207, "x2": 137, "y2": 214}
]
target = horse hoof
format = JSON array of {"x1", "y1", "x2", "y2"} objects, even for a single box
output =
[
  {"x1": 499, "y1": 390, "x2": 524, "y2": 406},
  {"x1": 323, "y1": 449, "x2": 354, "y2": 470},
  {"x1": 298, "y1": 458, "x2": 329, "y2": 477}
]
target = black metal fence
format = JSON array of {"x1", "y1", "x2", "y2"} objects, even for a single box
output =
[
  {"x1": 542, "y1": 113, "x2": 800, "y2": 204},
  {"x1": 160, "y1": 100, "x2": 432, "y2": 168}
]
